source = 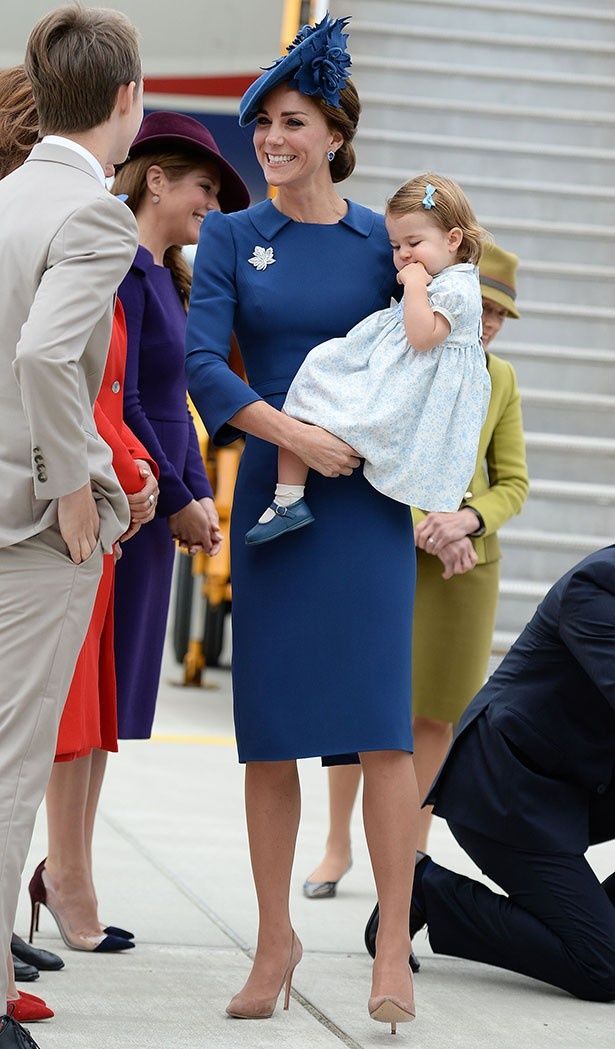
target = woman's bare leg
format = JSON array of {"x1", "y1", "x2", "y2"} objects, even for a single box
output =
[
  {"x1": 45, "y1": 754, "x2": 100, "y2": 936},
  {"x1": 231, "y1": 760, "x2": 301, "y2": 1000},
  {"x1": 306, "y1": 764, "x2": 361, "y2": 883},
  {"x1": 412, "y1": 716, "x2": 453, "y2": 852},
  {"x1": 84, "y1": 748, "x2": 108, "y2": 922},
  {"x1": 361, "y1": 750, "x2": 418, "y2": 1001}
]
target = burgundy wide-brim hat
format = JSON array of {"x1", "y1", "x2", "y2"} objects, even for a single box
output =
[{"x1": 127, "y1": 111, "x2": 250, "y2": 213}]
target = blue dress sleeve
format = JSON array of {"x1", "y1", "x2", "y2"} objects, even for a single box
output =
[
  {"x1": 183, "y1": 403, "x2": 214, "y2": 500},
  {"x1": 186, "y1": 210, "x2": 262, "y2": 445},
  {"x1": 428, "y1": 272, "x2": 467, "y2": 334},
  {"x1": 119, "y1": 271, "x2": 195, "y2": 518}
]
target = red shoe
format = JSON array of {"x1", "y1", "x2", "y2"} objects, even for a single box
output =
[
  {"x1": 7, "y1": 991, "x2": 54, "y2": 1021},
  {"x1": 18, "y1": 991, "x2": 47, "y2": 1006}
]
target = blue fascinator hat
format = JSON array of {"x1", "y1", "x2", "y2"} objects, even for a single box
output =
[{"x1": 239, "y1": 14, "x2": 352, "y2": 127}]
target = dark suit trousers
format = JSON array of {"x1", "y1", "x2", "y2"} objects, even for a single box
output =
[{"x1": 422, "y1": 822, "x2": 615, "y2": 1002}]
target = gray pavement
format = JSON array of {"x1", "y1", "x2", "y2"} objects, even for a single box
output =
[{"x1": 16, "y1": 645, "x2": 615, "y2": 1048}]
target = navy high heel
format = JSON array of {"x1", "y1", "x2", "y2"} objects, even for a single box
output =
[{"x1": 28, "y1": 860, "x2": 134, "y2": 954}]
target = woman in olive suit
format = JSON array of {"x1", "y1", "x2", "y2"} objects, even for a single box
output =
[{"x1": 304, "y1": 243, "x2": 529, "y2": 895}]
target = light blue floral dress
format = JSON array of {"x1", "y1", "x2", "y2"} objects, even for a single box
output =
[{"x1": 283, "y1": 262, "x2": 491, "y2": 511}]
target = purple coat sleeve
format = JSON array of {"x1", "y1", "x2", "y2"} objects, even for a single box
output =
[
  {"x1": 183, "y1": 402, "x2": 213, "y2": 500},
  {"x1": 185, "y1": 211, "x2": 262, "y2": 445},
  {"x1": 119, "y1": 270, "x2": 204, "y2": 518}
]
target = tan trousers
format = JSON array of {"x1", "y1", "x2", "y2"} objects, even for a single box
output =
[{"x1": 0, "y1": 526, "x2": 102, "y2": 1006}]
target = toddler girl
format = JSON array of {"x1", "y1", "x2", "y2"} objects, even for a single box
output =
[{"x1": 246, "y1": 173, "x2": 492, "y2": 545}]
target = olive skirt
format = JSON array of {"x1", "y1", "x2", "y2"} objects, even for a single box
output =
[{"x1": 412, "y1": 548, "x2": 500, "y2": 725}]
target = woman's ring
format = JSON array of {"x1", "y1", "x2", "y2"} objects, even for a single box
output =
[
  {"x1": 148, "y1": 494, "x2": 156, "y2": 506},
  {"x1": 427, "y1": 536, "x2": 435, "y2": 545}
]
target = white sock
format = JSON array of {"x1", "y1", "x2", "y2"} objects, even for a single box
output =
[{"x1": 258, "y1": 484, "x2": 305, "y2": 524}]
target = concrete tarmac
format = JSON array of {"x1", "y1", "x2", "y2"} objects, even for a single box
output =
[{"x1": 15, "y1": 646, "x2": 615, "y2": 1048}]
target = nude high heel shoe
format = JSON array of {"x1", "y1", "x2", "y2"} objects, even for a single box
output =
[
  {"x1": 226, "y1": 932, "x2": 303, "y2": 1019},
  {"x1": 368, "y1": 969, "x2": 416, "y2": 1035}
]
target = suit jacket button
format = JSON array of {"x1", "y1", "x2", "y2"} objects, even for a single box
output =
[
  {"x1": 111, "y1": 380, "x2": 121, "y2": 394},
  {"x1": 597, "y1": 784, "x2": 607, "y2": 795}
]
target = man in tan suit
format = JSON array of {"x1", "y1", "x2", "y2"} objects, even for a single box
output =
[{"x1": 0, "y1": 7, "x2": 143, "y2": 1041}]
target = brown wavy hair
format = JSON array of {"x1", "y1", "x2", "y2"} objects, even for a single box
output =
[
  {"x1": 316, "y1": 78, "x2": 361, "y2": 184},
  {"x1": 113, "y1": 150, "x2": 211, "y2": 309},
  {"x1": 387, "y1": 173, "x2": 489, "y2": 265},
  {"x1": 25, "y1": 4, "x2": 141, "y2": 135},
  {"x1": 0, "y1": 66, "x2": 39, "y2": 180}
]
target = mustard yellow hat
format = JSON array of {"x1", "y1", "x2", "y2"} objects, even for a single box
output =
[{"x1": 479, "y1": 242, "x2": 520, "y2": 319}]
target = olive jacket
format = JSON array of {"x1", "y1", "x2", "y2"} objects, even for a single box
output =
[{"x1": 413, "y1": 353, "x2": 529, "y2": 565}]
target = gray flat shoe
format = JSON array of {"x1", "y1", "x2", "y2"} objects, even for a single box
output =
[{"x1": 303, "y1": 862, "x2": 352, "y2": 899}]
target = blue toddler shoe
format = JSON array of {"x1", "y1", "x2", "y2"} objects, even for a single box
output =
[{"x1": 245, "y1": 499, "x2": 315, "y2": 546}]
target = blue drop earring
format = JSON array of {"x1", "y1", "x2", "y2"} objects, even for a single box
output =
[{"x1": 327, "y1": 150, "x2": 336, "y2": 162}]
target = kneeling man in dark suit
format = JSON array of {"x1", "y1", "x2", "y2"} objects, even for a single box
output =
[{"x1": 394, "y1": 547, "x2": 614, "y2": 1001}]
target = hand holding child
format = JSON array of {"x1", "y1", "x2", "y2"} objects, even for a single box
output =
[{"x1": 291, "y1": 421, "x2": 361, "y2": 479}]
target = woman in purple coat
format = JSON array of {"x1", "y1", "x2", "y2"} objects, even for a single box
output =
[{"x1": 113, "y1": 113, "x2": 250, "y2": 738}]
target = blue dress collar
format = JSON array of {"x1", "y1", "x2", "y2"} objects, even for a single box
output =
[{"x1": 247, "y1": 199, "x2": 375, "y2": 240}]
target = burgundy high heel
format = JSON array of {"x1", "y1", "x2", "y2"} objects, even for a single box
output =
[{"x1": 28, "y1": 860, "x2": 134, "y2": 954}]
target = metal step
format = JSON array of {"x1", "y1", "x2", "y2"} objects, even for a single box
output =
[
  {"x1": 520, "y1": 388, "x2": 615, "y2": 439},
  {"x1": 497, "y1": 342, "x2": 615, "y2": 396},
  {"x1": 356, "y1": 128, "x2": 615, "y2": 196},
  {"x1": 350, "y1": 55, "x2": 615, "y2": 110},
  {"x1": 351, "y1": 21, "x2": 615, "y2": 76},
  {"x1": 511, "y1": 300, "x2": 615, "y2": 348},
  {"x1": 516, "y1": 264, "x2": 615, "y2": 311},
  {"x1": 533, "y1": 0, "x2": 614, "y2": 8},
  {"x1": 496, "y1": 577, "x2": 551, "y2": 632},
  {"x1": 482, "y1": 215, "x2": 615, "y2": 271},
  {"x1": 499, "y1": 526, "x2": 611, "y2": 579},
  {"x1": 524, "y1": 431, "x2": 615, "y2": 483},
  {"x1": 492, "y1": 630, "x2": 517, "y2": 656},
  {"x1": 360, "y1": 92, "x2": 615, "y2": 150},
  {"x1": 351, "y1": 0, "x2": 615, "y2": 41},
  {"x1": 506, "y1": 478, "x2": 615, "y2": 534},
  {"x1": 351, "y1": 165, "x2": 615, "y2": 230}
]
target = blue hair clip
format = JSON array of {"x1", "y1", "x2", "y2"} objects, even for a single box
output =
[{"x1": 422, "y1": 184, "x2": 437, "y2": 209}]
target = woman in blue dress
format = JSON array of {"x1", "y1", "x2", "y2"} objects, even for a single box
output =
[{"x1": 186, "y1": 17, "x2": 418, "y2": 1032}]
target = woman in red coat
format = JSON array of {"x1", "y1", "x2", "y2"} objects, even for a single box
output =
[{"x1": 28, "y1": 300, "x2": 160, "y2": 953}]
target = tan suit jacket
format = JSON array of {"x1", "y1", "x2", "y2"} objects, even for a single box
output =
[{"x1": 0, "y1": 142, "x2": 138, "y2": 552}]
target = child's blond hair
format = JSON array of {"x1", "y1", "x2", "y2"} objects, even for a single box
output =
[{"x1": 386, "y1": 173, "x2": 488, "y2": 265}]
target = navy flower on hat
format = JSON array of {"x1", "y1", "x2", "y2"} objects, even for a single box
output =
[
  {"x1": 280, "y1": 15, "x2": 351, "y2": 106},
  {"x1": 239, "y1": 14, "x2": 352, "y2": 127}
]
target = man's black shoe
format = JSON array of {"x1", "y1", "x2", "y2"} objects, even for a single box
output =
[
  {"x1": 0, "y1": 1014, "x2": 41, "y2": 1047},
  {"x1": 11, "y1": 934, "x2": 64, "y2": 972},
  {"x1": 11, "y1": 956, "x2": 38, "y2": 983},
  {"x1": 364, "y1": 851, "x2": 430, "y2": 973}
]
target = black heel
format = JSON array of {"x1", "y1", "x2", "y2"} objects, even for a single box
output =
[{"x1": 28, "y1": 902, "x2": 39, "y2": 946}]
